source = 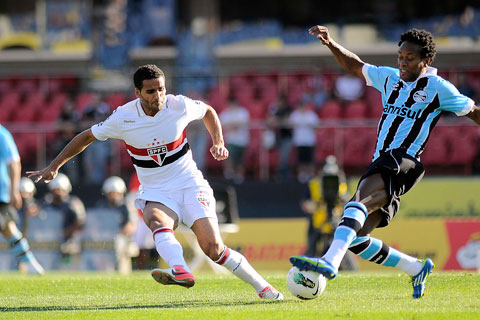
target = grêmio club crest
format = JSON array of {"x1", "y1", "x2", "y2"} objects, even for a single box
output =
[{"x1": 147, "y1": 145, "x2": 168, "y2": 165}]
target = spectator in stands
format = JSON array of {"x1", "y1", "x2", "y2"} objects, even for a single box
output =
[
  {"x1": 43, "y1": 173, "x2": 86, "y2": 267},
  {"x1": 59, "y1": 100, "x2": 81, "y2": 123},
  {"x1": 81, "y1": 94, "x2": 111, "y2": 185},
  {"x1": 219, "y1": 99, "x2": 250, "y2": 183},
  {"x1": 18, "y1": 177, "x2": 41, "y2": 235},
  {"x1": 289, "y1": 102, "x2": 320, "y2": 183},
  {"x1": 302, "y1": 74, "x2": 329, "y2": 111},
  {"x1": 291, "y1": 26, "x2": 480, "y2": 300},
  {"x1": 333, "y1": 72, "x2": 365, "y2": 103},
  {"x1": 100, "y1": 176, "x2": 138, "y2": 275},
  {"x1": 0, "y1": 125, "x2": 44, "y2": 274},
  {"x1": 267, "y1": 94, "x2": 294, "y2": 180},
  {"x1": 28, "y1": 64, "x2": 283, "y2": 300}
]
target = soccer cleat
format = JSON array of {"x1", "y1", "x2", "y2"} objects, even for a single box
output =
[
  {"x1": 19, "y1": 257, "x2": 45, "y2": 275},
  {"x1": 411, "y1": 258, "x2": 434, "y2": 299},
  {"x1": 290, "y1": 255, "x2": 337, "y2": 279},
  {"x1": 258, "y1": 286, "x2": 284, "y2": 300},
  {"x1": 151, "y1": 265, "x2": 196, "y2": 288}
]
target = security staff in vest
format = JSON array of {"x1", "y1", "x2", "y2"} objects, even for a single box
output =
[{"x1": 301, "y1": 155, "x2": 349, "y2": 258}]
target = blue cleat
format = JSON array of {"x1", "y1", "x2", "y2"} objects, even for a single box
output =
[
  {"x1": 289, "y1": 255, "x2": 337, "y2": 279},
  {"x1": 411, "y1": 258, "x2": 434, "y2": 299}
]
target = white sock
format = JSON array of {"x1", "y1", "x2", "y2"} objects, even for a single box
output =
[
  {"x1": 323, "y1": 202, "x2": 368, "y2": 270},
  {"x1": 396, "y1": 256, "x2": 423, "y2": 276},
  {"x1": 323, "y1": 238, "x2": 350, "y2": 270},
  {"x1": 153, "y1": 227, "x2": 190, "y2": 272},
  {"x1": 216, "y1": 247, "x2": 269, "y2": 292}
]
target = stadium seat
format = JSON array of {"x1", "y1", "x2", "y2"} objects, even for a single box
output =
[
  {"x1": 344, "y1": 100, "x2": 368, "y2": 119},
  {"x1": 75, "y1": 92, "x2": 96, "y2": 113},
  {"x1": 420, "y1": 130, "x2": 448, "y2": 166},
  {"x1": 342, "y1": 127, "x2": 375, "y2": 168},
  {"x1": 319, "y1": 100, "x2": 342, "y2": 119},
  {"x1": 105, "y1": 92, "x2": 127, "y2": 110},
  {"x1": 0, "y1": 92, "x2": 21, "y2": 109},
  {"x1": 315, "y1": 127, "x2": 338, "y2": 162}
]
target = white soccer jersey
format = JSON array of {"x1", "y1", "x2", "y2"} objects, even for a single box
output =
[{"x1": 91, "y1": 94, "x2": 210, "y2": 192}]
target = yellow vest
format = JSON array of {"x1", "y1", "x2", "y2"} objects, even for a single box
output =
[{"x1": 308, "y1": 177, "x2": 348, "y2": 233}]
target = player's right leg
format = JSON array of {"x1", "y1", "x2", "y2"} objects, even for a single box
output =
[
  {"x1": 142, "y1": 201, "x2": 196, "y2": 288},
  {"x1": 290, "y1": 201, "x2": 368, "y2": 279},
  {"x1": 291, "y1": 174, "x2": 387, "y2": 279}
]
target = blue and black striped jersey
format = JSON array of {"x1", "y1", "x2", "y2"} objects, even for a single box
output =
[{"x1": 362, "y1": 64, "x2": 474, "y2": 162}]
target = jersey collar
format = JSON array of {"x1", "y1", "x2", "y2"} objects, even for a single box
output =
[{"x1": 400, "y1": 66, "x2": 437, "y2": 86}]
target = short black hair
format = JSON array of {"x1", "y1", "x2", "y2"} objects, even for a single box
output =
[
  {"x1": 133, "y1": 64, "x2": 165, "y2": 90},
  {"x1": 398, "y1": 29, "x2": 437, "y2": 63}
]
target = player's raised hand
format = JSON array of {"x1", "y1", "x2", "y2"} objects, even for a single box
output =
[
  {"x1": 309, "y1": 25, "x2": 331, "y2": 45},
  {"x1": 26, "y1": 166, "x2": 59, "y2": 184},
  {"x1": 210, "y1": 144, "x2": 229, "y2": 161}
]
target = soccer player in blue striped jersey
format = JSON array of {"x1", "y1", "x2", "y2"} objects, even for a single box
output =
[
  {"x1": 290, "y1": 26, "x2": 480, "y2": 299},
  {"x1": 0, "y1": 125, "x2": 44, "y2": 275}
]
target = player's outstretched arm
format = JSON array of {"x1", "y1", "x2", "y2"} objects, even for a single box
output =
[
  {"x1": 202, "y1": 105, "x2": 229, "y2": 161},
  {"x1": 465, "y1": 105, "x2": 480, "y2": 124},
  {"x1": 309, "y1": 25, "x2": 365, "y2": 79},
  {"x1": 27, "y1": 129, "x2": 97, "y2": 183}
]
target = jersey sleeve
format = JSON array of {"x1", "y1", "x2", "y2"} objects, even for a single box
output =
[
  {"x1": 181, "y1": 95, "x2": 208, "y2": 122},
  {"x1": 0, "y1": 129, "x2": 20, "y2": 163},
  {"x1": 90, "y1": 110, "x2": 121, "y2": 141},
  {"x1": 362, "y1": 64, "x2": 398, "y2": 92},
  {"x1": 437, "y1": 79, "x2": 475, "y2": 116}
]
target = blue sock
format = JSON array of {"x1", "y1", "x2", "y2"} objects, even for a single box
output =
[
  {"x1": 349, "y1": 236, "x2": 421, "y2": 275},
  {"x1": 323, "y1": 202, "x2": 368, "y2": 269},
  {"x1": 8, "y1": 230, "x2": 32, "y2": 263}
]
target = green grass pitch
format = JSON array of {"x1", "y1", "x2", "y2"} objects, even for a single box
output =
[{"x1": 1, "y1": 271, "x2": 479, "y2": 319}]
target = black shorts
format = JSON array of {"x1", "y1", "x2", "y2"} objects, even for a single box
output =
[
  {"x1": 0, "y1": 202, "x2": 19, "y2": 230},
  {"x1": 357, "y1": 149, "x2": 425, "y2": 228}
]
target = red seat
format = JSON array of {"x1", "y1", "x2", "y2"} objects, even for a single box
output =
[
  {"x1": 0, "y1": 108, "x2": 12, "y2": 122},
  {"x1": 105, "y1": 92, "x2": 127, "y2": 110},
  {"x1": 344, "y1": 100, "x2": 368, "y2": 119},
  {"x1": 319, "y1": 100, "x2": 342, "y2": 119},
  {"x1": 0, "y1": 92, "x2": 21, "y2": 109},
  {"x1": 315, "y1": 127, "x2": 338, "y2": 162},
  {"x1": 75, "y1": 92, "x2": 96, "y2": 113},
  {"x1": 342, "y1": 127, "x2": 375, "y2": 167},
  {"x1": 420, "y1": 131, "x2": 448, "y2": 166}
]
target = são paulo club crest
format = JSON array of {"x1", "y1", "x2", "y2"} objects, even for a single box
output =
[
  {"x1": 147, "y1": 138, "x2": 168, "y2": 165},
  {"x1": 196, "y1": 191, "x2": 210, "y2": 207}
]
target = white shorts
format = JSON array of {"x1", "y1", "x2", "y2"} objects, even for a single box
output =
[{"x1": 134, "y1": 185, "x2": 217, "y2": 228}]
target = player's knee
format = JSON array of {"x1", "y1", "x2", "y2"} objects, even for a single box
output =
[{"x1": 201, "y1": 241, "x2": 224, "y2": 261}]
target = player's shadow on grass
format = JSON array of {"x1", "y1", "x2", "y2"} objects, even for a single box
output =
[{"x1": 1, "y1": 299, "x2": 285, "y2": 312}]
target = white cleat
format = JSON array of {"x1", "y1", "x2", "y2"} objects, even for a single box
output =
[
  {"x1": 258, "y1": 286, "x2": 284, "y2": 300},
  {"x1": 19, "y1": 257, "x2": 45, "y2": 275}
]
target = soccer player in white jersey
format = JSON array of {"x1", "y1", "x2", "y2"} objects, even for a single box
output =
[
  {"x1": 290, "y1": 27, "x2": 480, "y2": 299},
  {"x1": 27, "y1": 64, "x2": 283, "y2": 300}
]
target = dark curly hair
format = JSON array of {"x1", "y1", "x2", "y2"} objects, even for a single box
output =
[
  {"x1": 133, "y1": 64, "x2": 165, "y2": 90},
  {"x1": 398, "y1": 29, "x2": 437, "y2": 63}
]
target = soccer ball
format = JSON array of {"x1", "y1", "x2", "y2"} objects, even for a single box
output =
[{"x1": 286, "y1": 266, "x2": 326, "y2": 300}]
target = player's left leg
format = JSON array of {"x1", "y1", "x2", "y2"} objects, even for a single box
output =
[
  {"x1": 349, "y1": 231, "x2": 434, "y2": 299},
  {"x1": 2, "y1": 221, "x2": 44, "y2": 275},
  {"x1": 143, "y1": 201, "x2": 196, "y2": 288},
  {"x1": 191, "y1": 217, "x2": 283, "y2": 300}
]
